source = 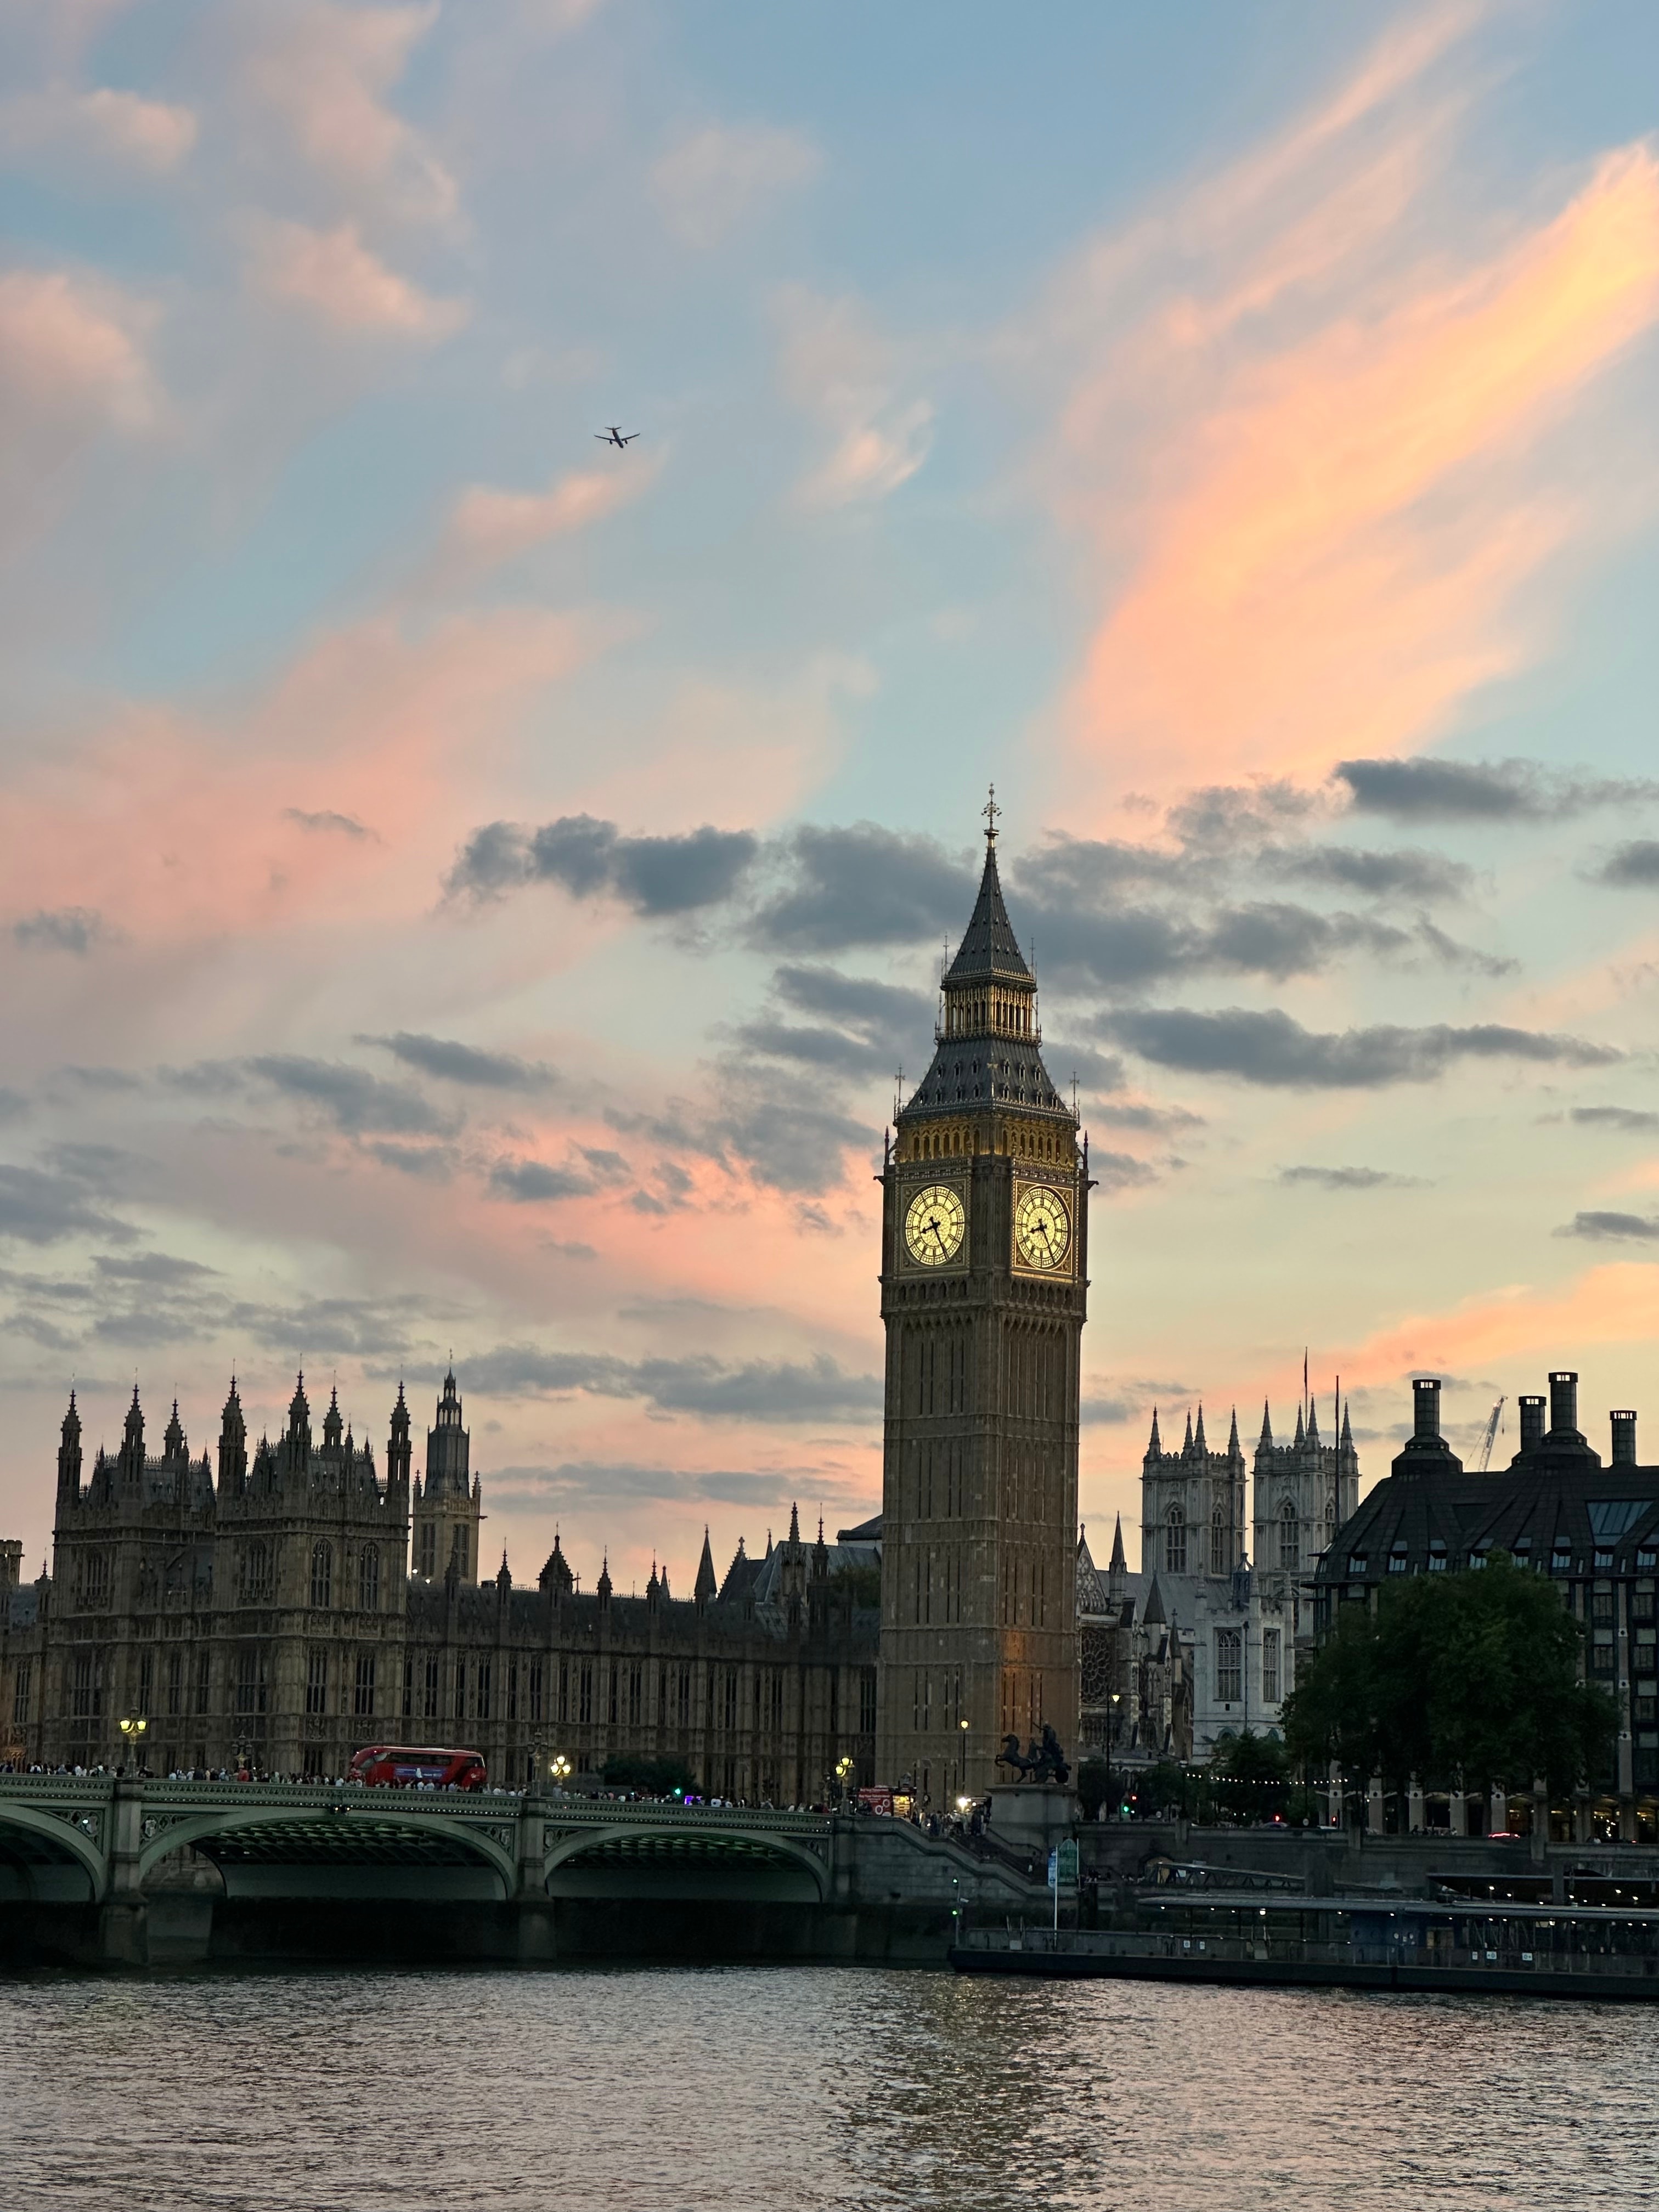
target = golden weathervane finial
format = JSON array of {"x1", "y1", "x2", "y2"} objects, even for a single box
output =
[{"x1": 983, "y1": 783, "x2": 1000, "y2": 845}]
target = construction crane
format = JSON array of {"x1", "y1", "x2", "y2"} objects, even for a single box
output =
[{"x1": 1476, "y1": 1396, "x2": 1506, "y2": 1472}]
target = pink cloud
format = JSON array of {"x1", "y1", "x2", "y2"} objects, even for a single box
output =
[
  {"x1": 1034, "y1": 9, "x2": 1659, "y2": 809},
  {"x1": 652, "y1": 122, "x2": 820, "y2": 249},
  {"x1": 0, "y1": 84, "x2": 198, "y2": 172},
  {"x1": 0, "y1": 265, "x2": 158, "y2": 557},
  {"x1": 433, "y1": 460, "x2": 658, "y2": 581},
  {"x1": 1339, "y1": 1261, "x2": 1659, "y2": 1391},
  {"x1": 775, "y1": 285, "x2": 934, "y2": 507},
  {"x1": 236, "y1": 0, "x2": 456, "y2": 227},
  {"x1": 247, "y1": 216, "x2": 467, "y2": 339}
]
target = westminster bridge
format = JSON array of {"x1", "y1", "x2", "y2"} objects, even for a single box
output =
[{"x1": 0, "y1": 1774, "x2": 1041, "y2": 1966}]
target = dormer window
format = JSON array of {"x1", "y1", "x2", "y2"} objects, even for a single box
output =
[
  {"x1": 1388, "y1": 1540, "x2": 1408, "y2": 1575},
  {"x1": 1428, "y1": 1539, "x2": 1448, "y2": 1573}
]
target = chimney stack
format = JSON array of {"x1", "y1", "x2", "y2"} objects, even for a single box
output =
[
  {"x1": 1412, "y1": 1377, "x2": 1441, "y2": 1441},
  {"x1": 1518, "y1": 1395, "x2": 1546, "y2": 1453},
  {"x1": 1611, "y1": 1409, "x2": 1638, "y2": 1465},
  {"x1": 1548, "y1": 1370, "x2": 1579, "y2": 1438}
]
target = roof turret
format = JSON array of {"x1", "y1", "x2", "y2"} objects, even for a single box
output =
[
  {"x1": 943, "y1": 808, "x2": 1034, "y2": 988},
  {"x1": 693, "y1": 1527, "x2": 718, "y2": 1605},
  {"x1": 1147, "y1": 1407, "x2": 1161, "y2": 1454},
  {"x1": 1259, "y1": 1400, "x2": 1273, "y2": 1449},
  {"x1": 1108, "y1": 1514, "x2": 1127, "y2": 1575},
  {"x1": 1194, "y1": 1404, "x2": 1207, "y2": 1452}
]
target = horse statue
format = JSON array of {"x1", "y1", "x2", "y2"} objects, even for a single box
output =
[{"x1": 995, "y1": 1726, "x2": 1071, "y2": 1786}]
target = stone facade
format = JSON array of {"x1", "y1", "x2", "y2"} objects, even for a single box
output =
[
  {"x1": 876, "y1": 813, "x2": 1085, "y2": 1804},
  {"x1": 1, "y1": 1373, "x2": 880, "y2": 1802},
  {"x1": 1074, "y1": 1392, "x2": 1362, "y2": 1762}
]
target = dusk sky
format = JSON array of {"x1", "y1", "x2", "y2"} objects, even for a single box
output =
[{"x1": 4, "y1": 0, "x2": 1659, "y2": 1593}]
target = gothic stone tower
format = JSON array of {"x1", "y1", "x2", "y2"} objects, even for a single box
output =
[
  {"x1": 876, "y1": 800, "x2": 1086, "y2": 1804},
  {"x1": 411, "y1": 1368, "x2": 482, "y2": 1583}
]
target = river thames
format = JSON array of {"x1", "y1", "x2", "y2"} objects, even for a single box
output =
[{"x1": 3, "y1": 1967, "x2": 1655, "y2": 2210}]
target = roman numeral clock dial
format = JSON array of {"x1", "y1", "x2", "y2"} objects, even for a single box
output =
[
  {"x1": 1014, "y1": 1183, "x2": 1071, "y2": 1272},
  {"x1": 903, "y1": 1182, "x2": 967, "y2": 1268}
]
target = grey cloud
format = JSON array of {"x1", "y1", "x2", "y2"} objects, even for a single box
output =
[
  {"x1": 1104, "y1": 1007, "x2": 1618, "y2": 1088},
  {"x1": 489, "y1": 1158, "x2": 593, "y2": 1203},
  {"x1": 248, "y1": 1055, "x2": 454, "y2": 1137},
  {"x1": 1570, "y1": 1105, "x2": 1659, "y2": 1132},
  {"x1": 448, "y1": 814, "x2": 759, "y2": 916},
  {"x1": 483, "y1": 1461, "x2": 840, "y2": 1515},
  {"x1": 1090, "y1": 1150, "x2": 1159, "y2": 1193},
  {"x1": 0, "y1": 1165, "x2": 135, "y2": 1245},
  {"x1": 420, "y1": 1345, "x2": 879, "y2": 1424},
  {"x1": 1278, "y1": 1165, "x2": 1425, "y2": 1190},
  {"x1": 12, "y1": 907, "x2": 112, "y2": 955},
  {"x1": 0, "y1": 1088, "x2": 27, "y2": 1122},
  {"x1": 749, "y1": 824, "x2": 974, "y2": 952},
  {"x1": 1081, "y1": 1394, "x2": 1135, "y2": 1424},
  {"x1": 1592, "y1": 841, "x2": 1659, "y2": 888},
  {"x1": 1162, "y1": 780, "x2": 1316, "y2": 851},
  {"x1": 366, "y1": 1141, "x2": 455, "y2": 1180},
  {"x1": 93, "y1": 1252, "x2": 219, "y2": 1283},
  {"x1": 1269, "y1": 845, "x2": 1472, "y2": 900},
  {"x1": 1557, "y1": 1211, "x2": 1659, "y2": 1242},
  {"x1": 284, "y1": 808, "x2": 374, "y2": 840},
  {"x1": 1090, "y1": 1099, "x2": 1202, "y2": 1132},
  {"x1": 368, "y1": 1032, "x2": 556, "y2": 1090},
  {"x1": 1338, "y1": 757, "x2": 1659, "y2": 821}
]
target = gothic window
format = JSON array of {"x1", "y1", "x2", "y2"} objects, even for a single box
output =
[
  {"x1": 166, "y1": 1651, "x2": 183, "y2": 1718},
  {"x1": 1278, "y1": 1502, "x2": 1300, "y2": 1573},
  {"x1": 828, "y1": 1673, "x2": 840, "y2": 1738},
  {"x1": 358, "y1": 1545, "x2": 380, "y2": 1612},
  {"x1": 628, "y1": 1665, "x2": 642, "y2": 1726},
  {"x1": 859, "y1": 1670, "x2": 877, "y2": 1734},
  {"x1": 721, "y1": 1668, "x2": 737, "y2": 1731},
  {"x1": 416, "y1": 1522, "x2": 436, "y2": 1578},
  {"x1": 529, "y1": 1660, "x2": 543, "y2": 1725},
  {"x1": 678, "y1": 1667, "x2": 692, "y2": 1728},
  {"x1": 10, "y1": 1659, "x2": 30, "y2": 1728},
  {"x1": 238, "y1": 1542, "x2": 272, "y2": 1604},
  {"x1": 138, "y1": 1652, "x2": 154, "y2": 1714},
  {"x1": 234, "y1": 1649, "x2": 267, "y2": 1716},
  {"x1": 455, "y1": 1659, "x2": 468, "y2": 1718},
  {"x1": 580, "y1": 1664, "x2": 594, "y2": 1725},
  {"x1": 1165, "y1": 1505, "x2": 1187, "y2": 1576},
  {"x1": 403, "y1": 1657, "x2": 413, "y2": 1719},
  {"x1": 309, "y1": 1542, "x2": 332, "y2": 1609},
  {"x1": 194, "y1": 1650, "x2": 211, "y2": 1715},
  {"x1": 424, "y1": 1656, "x2": 439, "y2": 1719},
  {"x1": 306, "y1": 1650, "x2": 328, "y2": 1716},
  {"x1": 71, "y1": 1655, "x2": 98, "y2": 1717},
  {"x1": 78, "y1": 1551, "x2": 110, "y2": 1610},
  {"x1": 1262, "y1": 1629, "x2": 1282, "y2": 1705},
  {"x1": 354, "y1": 1654, "x2": 376, "y2": 1718},
  {"x1": 508, "y1": 1662, "x2": 519, "y2": 1721},
  {"x1": 1210, "y1": 1509, "x2": 1228, "y2": 1577},
  {"x1": 1215, "y1": 1628, "x2": 1242, "y2": 1703}
]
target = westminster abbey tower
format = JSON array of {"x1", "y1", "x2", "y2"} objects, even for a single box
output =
[{"x1": 877, "y1": 799, "x2": 1086, "y2": 1802}]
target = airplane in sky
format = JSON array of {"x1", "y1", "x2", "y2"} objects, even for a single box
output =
[{"x1": 595, "y1": 426, "x2": 639, "y2": 448}]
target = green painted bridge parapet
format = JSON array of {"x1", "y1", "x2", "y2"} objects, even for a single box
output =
[{"x1": 0, "y1": 1775, "x2": 1040, "y2": 1961}]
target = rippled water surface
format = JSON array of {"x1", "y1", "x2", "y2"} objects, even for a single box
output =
[{"x1": 4, "y1": 1967, "x2": 1656, "y2": 2210}]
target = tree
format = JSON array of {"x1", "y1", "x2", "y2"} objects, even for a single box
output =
[
  {"x1": 1076, "y1": 1757, "x2": 1111, "y2": 1820},
  {"x1": 1284, "y1": 1556, "x2": 1615, "y2": 1800},
  {"x1": 1208, "y1": 1729, "x2": 1290, "y2": 1824}
]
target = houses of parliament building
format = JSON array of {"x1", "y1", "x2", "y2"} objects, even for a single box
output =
[{"x1": 0, "y1": 804, "x2": 1299, "y2": 1802}]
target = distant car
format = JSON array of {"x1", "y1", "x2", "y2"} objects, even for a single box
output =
[{"x1": 348, "y1": 1745, "x2": 487, "y2": 1791}]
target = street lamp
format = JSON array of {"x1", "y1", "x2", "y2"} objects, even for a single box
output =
[
  {"x1": 834, "y1": 1754, "x2": 854, "y2": 1807},
  {"x1": 550, "y1": 1753, "x2": 572, "y2": 1790},
  {"x1": 118, "y1": 1714, "x2": 147, "y2": 1774}
]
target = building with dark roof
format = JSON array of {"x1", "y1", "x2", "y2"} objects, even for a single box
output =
[{"x1": 1316, "y1": 1370, "x2": 1659, "y2": 1830}]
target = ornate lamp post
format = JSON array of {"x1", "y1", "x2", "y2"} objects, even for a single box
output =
[
  {"x1": 833, "y1": 1753, "x2": 854, "y2": 1807},
  {"x1": 118, "y1": 1714, "x2": 148, "y2": 1775},
  {"x1": 550, "y1": 1753, "x2": 572, "y2": 1792}
]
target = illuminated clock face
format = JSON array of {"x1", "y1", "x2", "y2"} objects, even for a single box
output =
[
  {"x1": 1014, "y1": 1184, "x2": 1071, "y2": 1271},
  {"x1": 904, "y1": 1183, "x2": 967, "y2": 1267}
]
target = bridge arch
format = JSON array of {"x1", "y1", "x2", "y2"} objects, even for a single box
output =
[
  {"x1": 0, "y1": 1803, "x2": 105, "y2": 1898},
  {"x1": 137, "y1": 1803, "x2": 518, "y2": 1894},
  {"x1": 543, "y1": 1821, "x2": 829, "y2": 1903}
]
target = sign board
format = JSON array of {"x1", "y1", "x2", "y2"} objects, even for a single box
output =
[
  {"x1": 857, "y1": 1787, "x2": 894, "y2": 1816},
  {"x1": 1056, "y1": 1839, "x2": 1079, "y2": 1889}
]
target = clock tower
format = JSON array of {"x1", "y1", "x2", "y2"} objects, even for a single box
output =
[{"x1": 876, "y1": 795, "x2": 1086, "y2": 1804}]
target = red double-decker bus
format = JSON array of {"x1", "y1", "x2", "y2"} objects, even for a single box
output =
[{"x1": 347, "y1": 1745, "x2": 487, "y2": 1791}]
